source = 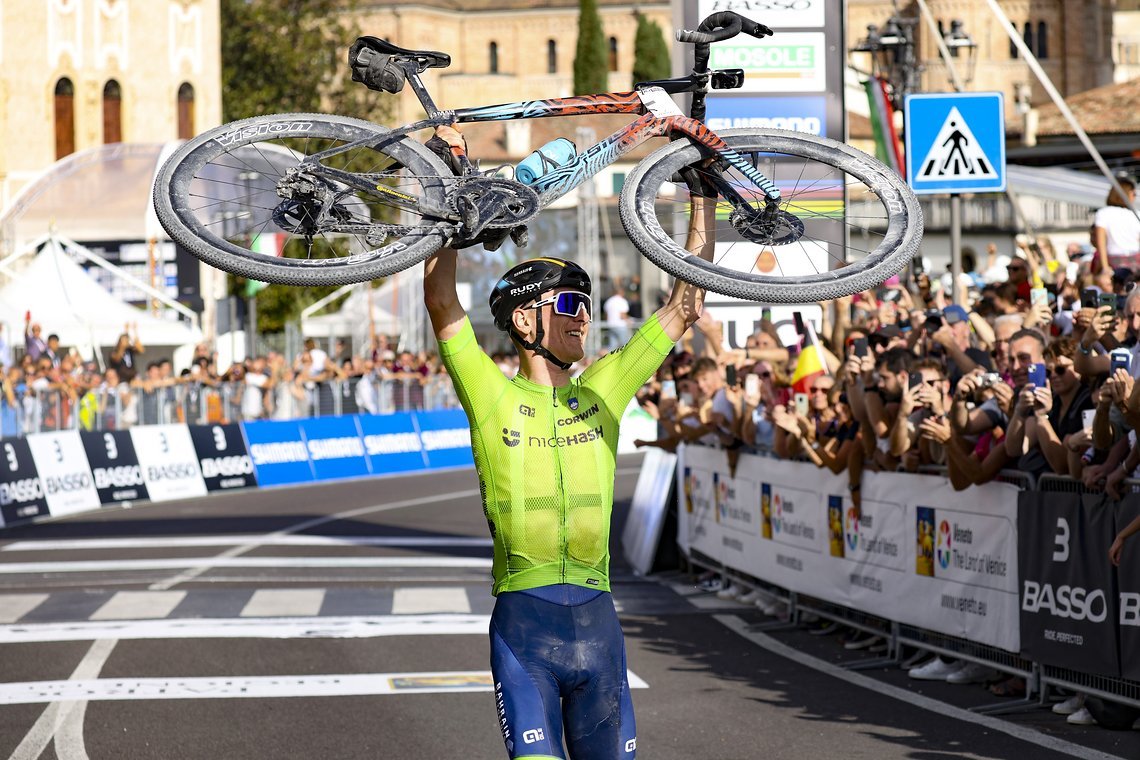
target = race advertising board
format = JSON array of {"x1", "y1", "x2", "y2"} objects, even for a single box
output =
[
  {"x1": 79, "y1": 430, "x2": 150, "y2": 505},
  {"x1": 242, "y1": 419, "x2": 315, "y2": 487},
  {"x1": 622, "y1": 448, "x2": 678, "y2": 576},
  {"x1": 0, "y1": 436, "x2": 48, "y2": 526},
  {"x1": 676, "y1": 445, "x2": 1020, "y2": 651},
  {"x1": 188, "y1": 424, "x2": 257, "y2": 492},
  {"x1": 26, "y1": 431, "x2": 100, "y2": 518},
  {"x1": 1019, "y1": 491, "x2": 1120, "y2": 676},
  {"x1": 129, "y1": 424, "x2": 208, "y2": 502},
  {"x1": 299, "y1": 417, "x2": 371, "y2": 481},
  {"x1": 358, "y1": 412, "x2": 429, "y2": 476},
  {"x1": 1116, "y1": 498, "x2": 1140, "y2": 680},
  {"x1": 705, "y1": 95, "x2": 828, "y2": 137},
  {"x1": 698, "y1": 0, "x2": 825, "y2": 30},
  {"x1": 415, "y1": 409, "x2": 474, "y2": 470}
]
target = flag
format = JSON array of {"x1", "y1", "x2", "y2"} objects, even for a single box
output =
[
  {"x1": 864, "y1": 76, "x2": 904, "y2": 177},
  {"x1": 790, "y1": 319, "x2": 829, "y2": 394},
  {"x1": 245, "y1": 233, "x2": 283, "y2": 296}
]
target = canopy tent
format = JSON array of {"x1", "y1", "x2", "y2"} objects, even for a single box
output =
[
  {"x1": 0, "y1": 236, "x2": 201, "y2": 361},
  {"x1": 302, "y1": 278, "x2": 403, "y2": 345}
]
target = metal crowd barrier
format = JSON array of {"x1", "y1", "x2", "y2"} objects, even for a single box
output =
[{"x1": 2, "y1": 375, "x2": 462, "y2": 435}]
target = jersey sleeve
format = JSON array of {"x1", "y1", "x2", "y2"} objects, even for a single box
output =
[
  {"x1": 437, "y1": 317, "x2": 507, "y2": 427},
  {"x1": 583, "y1": 313, "x2": 675, "y2": 414}
]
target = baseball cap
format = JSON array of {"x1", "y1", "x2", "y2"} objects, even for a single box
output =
[{"x1": 943, "y1": 305, "x2": 969, "y2": 324}]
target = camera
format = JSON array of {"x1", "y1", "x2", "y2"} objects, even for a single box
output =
[
  {"x1": 976, "y1": 372, "x2": 1002, "y2": 390},
  {"x1": 924, "y1": 308, "x2": 943, "y2": 331}
]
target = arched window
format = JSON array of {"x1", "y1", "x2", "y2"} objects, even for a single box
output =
[
  {"x1": 103, "y1": 80, "x2": 122, "y2": 144},
  {"x1": 489, "y1": 41, "x2": 499, "y2": 74},
  {"x1": 1010, "y1": 22, "x2": 1019, "y2": 58},
  {"x1": 177, "y1": 82, "x2": 195, "y2": 140},
  {"x1": 608, "y1": 36, "x2": 619, "y2": 72},
  {"x1": 1037, "y1": 22, "x2": 1048, "y2": 58},
  {"x1": 1023, "y1": 21, "x2": 1033, "y2": 54},
  {"x1": 54, "y1": 78, "x2": 75, "y2": 159},
  {"x1": 547, "y1": 39, "x2": 557, "y2": 74}
]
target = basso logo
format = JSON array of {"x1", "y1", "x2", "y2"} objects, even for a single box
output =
[
  {"x1": 0, "y1": 478, "x2": 43, "y2": 504},
  {"x1": 200, "y1": 456, "x2": 253, "y2": 478},
  {"x1": 44, "y1": 472, "x2": 92, "y2": 494},
  {"x1": 94, "y1": 465, "x2": 144, "y2": 489},
  {"x1": 146, "y1": 463, "x2": 200, "y2": 480},
  {"x1": 1022, "y1": 581, "x2": 1108, "y2": 623}
]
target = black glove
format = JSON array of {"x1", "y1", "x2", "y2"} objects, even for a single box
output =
[
  {"x1": 424, "y1": 134, "x2": 467, "y2": 176},
  {"x1": 675, "y1": 163, "x2": 719, "y2": 199}
]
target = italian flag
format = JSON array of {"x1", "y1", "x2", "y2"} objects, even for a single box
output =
[
  {"x1": 864, "y1": 76, "x2": 904, "y2": 177},
  {"x1": 790, "y1": 319, "x2": 829, "y2": 394}
]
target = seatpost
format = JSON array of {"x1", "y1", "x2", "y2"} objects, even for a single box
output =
[{"x1": 405, "y1": 68, "x2": 443, "y2": 118}]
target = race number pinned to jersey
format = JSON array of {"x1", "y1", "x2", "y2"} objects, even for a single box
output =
[{"x1": 638, "y1": 87, "x2": 684, "y2": 118}]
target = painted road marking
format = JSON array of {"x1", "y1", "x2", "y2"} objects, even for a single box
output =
[
  {"x1": 241, "y1": 589, "x2": 324, "y2": 617},
  {"x1": 0, "y1": 614, "x2": 493, "y2": 643},
  {"x1": 1, "y1": 536, "x2": 494, "y2": 551},
  {"x1": 0, "y1": 557, "x2": 494, "y2": 574},
  {"x1": 90, "y1": 591, "x2": 187, "y2": 621},
  {"x1": 0, "y1": 669, "x2": 649, "y2": 705},
  {"x1": 391, "y1": 587, "x2": 471, "y2": 615},
  {"x1": 0, "y1": 593, "x2": 49, "y2": 623}
]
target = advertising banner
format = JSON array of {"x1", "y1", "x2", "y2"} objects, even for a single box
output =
[
  {"x1": 242, "y1": 419, "x2": 315, "y2": 487},
  {"x1": 622, "y1": 448, "x2": 678, "y2": 575},
  {"x1": 298, "y1": 417, "x2": 371, "y2": 481},
  {"x1": 1018, "y1": 491, "x2": 1119, "y2": 676},
  {"x1": 358, "y1": 412, "x2": 428, "y2": 476},
  {"x1": 415, "y1": 409, "x2": 475, "y2": 470},
  {"x1": 129, "y1": 425, "x2": 208, "y2": 502},
  {"x1": 188, "y1": 424, "x2": 257, "y2": 492},
  {"x1": 79, "y1": 430, "x2": 149, "y2": 505},
  {"x1": 708, "y1": 33, "x2": 827, "y2": 93},
  {"x1": 698, "y1": 0, "x2": 826, "y2": 29},
  {"x1": 676, "y1": 445, "x2": 1020, "y2": 651},
  {"x1": 26, "y1": 431, "x2": 100, "y2": 517},
  {"x1": 706, "y1": 96, "x2": 828, "y2": 137},
  {"x1": 1116, "y1": 497, "x2": 1140, "y2": 680},
  {"x1": 0, "y1": 436, "x2": 48, "y2": 526}
]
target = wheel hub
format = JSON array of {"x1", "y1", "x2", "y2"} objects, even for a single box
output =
[{"x1": 729, "y1": 205, "x2": 805, "y2": 246}]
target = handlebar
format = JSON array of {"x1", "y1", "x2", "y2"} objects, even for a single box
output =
[{"x1": 674, "y1": 12, "x2": 772, "y2": 122}]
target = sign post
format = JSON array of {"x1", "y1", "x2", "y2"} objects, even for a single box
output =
[{"x1": 905, "y1": 93, "x2": 1005, "y2": 306}]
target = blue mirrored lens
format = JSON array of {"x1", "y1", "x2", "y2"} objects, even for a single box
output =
[{"x1": 553, "y1": 292, "x2": 591, "y2": 317}]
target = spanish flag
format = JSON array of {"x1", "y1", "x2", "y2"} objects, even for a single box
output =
[{"x1": 791, "y1": 319, "x2": 829, "y2": 394}]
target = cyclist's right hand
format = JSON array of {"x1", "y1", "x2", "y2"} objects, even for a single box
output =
[{"x1": 425, "y1": 125, "x2": 467, "y2": 175}]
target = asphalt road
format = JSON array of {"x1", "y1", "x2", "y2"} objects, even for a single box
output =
[{"x1": 0, "y1": 455, "x2": 1136, "y2": 759}]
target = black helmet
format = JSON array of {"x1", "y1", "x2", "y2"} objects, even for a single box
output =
[{"x1": 488, "y1": 257, "x2": 591, "y2": 332}]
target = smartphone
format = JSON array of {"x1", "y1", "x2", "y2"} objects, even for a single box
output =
[
  {"x1": 793, "y1": 392, "x2": 809, "y2": 416},
  {"x1": 1110, "y1": 348, "x2": 1132, "y2": 375},
  {"x1": 852, "y1": 337, "x2": 869, "y2": 358},
  {"x1": 660, "y1": 380, "x2": 677, "y2": 400},
  {"x1": 1030, "y1": 287, "x2": 1048, "y2": 308},
  {"x1": 725, "y1": 364, "x2": 737, "y2": 387},
  {"x1": 1099, "y1": 291, "x2": 1118, "y2": 317},
  {"x1": 882, "y1": 289, "x2": 901, "y2": 303},
  {"x1": 1082, "y1": 408, "x2": 1096, "y2": 433},
  {"x1": 761, "y1": 308, "x2": 772, "y2": 323},
  {"x1": 679, "y1": 391, "x2": 694, "y2": 406},
  {"x1": 1027, "y1": 362, "x2": 1047, "y2": 388},
  {"x1": 911, "y1": 255, "x2": 924, "y2": 274},
  {"x1": 1081, "y1": 288, "x2": 1099, "y2": 309},
  {"x1": 792, "y1": 311, "x2": 806, "y2": 337},
  {"x1": 908, "y1": 371, "x2": 924, "y2": 390},
  {"x1": 744, "y1": 374, "x2": 761, "y2": 397}
]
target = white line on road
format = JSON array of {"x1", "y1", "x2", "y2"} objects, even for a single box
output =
[
  {"x1": 0, "y1": 593, "x2": 50, "y2": 623},
  {"x1": 1, "y1": 535, "x2": 494, "y2": 551},
  {"x1": 241, "y1": 589, "x2": 325, "y2": 617},
  {"x1": 715, "y1": 614, "x2": 1128, "y2": 760},
  {"x1": 0, "y1": 614, "x2": 493, "y2": 643},
  {"x1": 90, "y1": 591, "x2": 187, "y2": 621},
  {"x1": 392, "y1": 587, "x2": 471, "y2": 614},
  {"x1": 0, "y1": 668, "x2": 649, "y2": 705},
  {"x1": 0, "y1": 556, "x2": 493, "y2": 574}
]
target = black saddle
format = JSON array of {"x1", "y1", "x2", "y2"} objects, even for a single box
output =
[{"x1": 349, "y1": 36, "x2": 450, "y2": 93}]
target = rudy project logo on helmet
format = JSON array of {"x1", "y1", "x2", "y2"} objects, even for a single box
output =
[
  {"x1": 508, "y1": 282, "x2": 542, "y2": 297},
  {"x1": 501, "y1": 428, "x2": 521, "y2": 447}
]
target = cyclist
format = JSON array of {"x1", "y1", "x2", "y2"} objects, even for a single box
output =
[{"x1": 423, "y1": 126, "x2": 716, "y2": 760}]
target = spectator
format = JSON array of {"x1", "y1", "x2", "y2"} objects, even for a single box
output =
[
  {"x1": 24, "y1": 315, "x2": 47, "y2": 362},
  {"x1": 108, "y1": 323, "x2": 145, "y2": 382},
  {"x1": 1092, "y1": 177, "x2": 1140, "y2": 274},
  {"x1": 602, "y1": 287, "x2": 632, "y2": 350},
  {"x1": 241, "y1": 356, "x2": 273, "y2": 420}
]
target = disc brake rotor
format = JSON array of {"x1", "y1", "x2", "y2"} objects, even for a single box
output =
[{"x1": 729, "y1": 207, "x2": 805, "y2": 246}]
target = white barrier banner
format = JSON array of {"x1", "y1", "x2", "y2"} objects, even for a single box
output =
[
  {"x1": 26, "y1": 431, "x2": 100, "y2": 518},
  {"x1": 677, "y1": 445, "x2": 1020, "y2": 652},
  {"x1": 622, "y1": 448, "x2": 677, "y2": 575},
  {"x1": 130, "y1": 425, "x2": 208, "y2": 502}
]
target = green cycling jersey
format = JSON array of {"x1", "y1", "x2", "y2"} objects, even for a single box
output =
[{"x1": 439, "y1": 314, "x2": 675, "y2": 595}]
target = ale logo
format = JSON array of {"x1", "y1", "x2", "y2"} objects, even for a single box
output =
[
  {"x1": 845, "y1": 506, "x2": 860, "y2": 551},
  {"x1": 937, "y1": 520, "x2": 953, "y2": 569}
]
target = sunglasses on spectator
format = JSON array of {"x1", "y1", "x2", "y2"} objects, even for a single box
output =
[
  {"x1": 1048, "y1": 365, "x2": 1071, "y2": 377},
  {"x1": 1007, "y1": 263, "x2": 1027, "y2": 271},
  {"x1": 529, "y1": 291, "x2": 591, "y2": 319},
  {"x1": 809, "y1": 387, "x2": 831, "y2": 395}
]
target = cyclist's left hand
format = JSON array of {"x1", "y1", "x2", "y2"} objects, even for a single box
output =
[{"x1": 425, "y1": 125, "x2": 468, "y2": 175}]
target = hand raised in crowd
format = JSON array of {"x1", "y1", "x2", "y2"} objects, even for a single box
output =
[
  {"x1": 1107, "y1": 368, "x2": 1134, "y2": 409},
  {"x1": 989, "y1": 380, "x2": 1015, "y2": 416},
  {"x1": 917, "y1": 383, "x2": 945, "y2": 416},
  {"x1": 1023, "y1": 300, "x2": 1053, "y2": 331},
  {"x1": 899, "y1": 377, "x2": 923, "y2": 416},
  {"x1": 918, "y1": 414, "x2": 952, "y2": 444},
  {"x1": 1015, "y1": 387, "x2": 1037, "y2": 419},
  {"x1": 930, "y1": 325, "x2": 956, "y2": 350},
  {"x1": 1083, "y1": 306, "x2": 1115, "y2": 347},
  {"x1": 954, "y1": 369, "x2": 982, "y2": 402},
  {"x1": 1032, "y1": 385, "x2": 1053, "y2": 418},
  {"x1": 1105, "y1": 463, "x2": 1131, "y2": 502},
  {"x1": 1073, "y1": 307, "x2": 1094, "y2": 334}
]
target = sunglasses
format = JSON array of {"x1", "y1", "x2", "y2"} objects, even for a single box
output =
[
  {"x1": 1048, "y1": 365, "x2": 1071, "y2": 377},
  {"x1": 529, "y1": 291, "x2": 591, "y2": 319},
  {"x1": 809, "y1": 387, "x2": 831, "y2": 395}
]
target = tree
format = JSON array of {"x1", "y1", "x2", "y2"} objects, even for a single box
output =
[
  {"x1": 632, "y1": 14, "x2": 672, "y2": 85},
  {"x1": 573, "y1": 0, "x2": 608, "y2": 95}
]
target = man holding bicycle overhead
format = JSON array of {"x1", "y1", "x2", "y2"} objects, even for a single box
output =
[{"x1": 424, "y1": 126, "x2": 715, "y2": 760}]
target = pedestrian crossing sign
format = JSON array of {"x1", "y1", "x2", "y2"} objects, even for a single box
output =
[{"x1": 904, "y1": 92, "x2": 1005, "y2": 195}]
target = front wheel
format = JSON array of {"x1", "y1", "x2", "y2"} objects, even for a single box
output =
[
  {"x1": 153, "y1": 113, "x2": 454, "y2": 287},
  {"x1": 619, "y1": 128, "x2": 923, "y2": 303}
]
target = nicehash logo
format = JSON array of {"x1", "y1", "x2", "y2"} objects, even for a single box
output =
[{"x1": 502, "y1": 428, "x2": 521, "y2": 447}]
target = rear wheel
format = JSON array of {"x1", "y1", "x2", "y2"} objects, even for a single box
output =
[
  {"x1": 153, "y1": 113, "x2": 454, "y2": 286},
  {"x1": 619, "y1": 128, "x2": 923, "y2": 303}
]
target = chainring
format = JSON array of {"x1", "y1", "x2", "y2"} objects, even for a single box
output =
[{"x1": 450, "y1": 177, "x2": 541, "y2": 230}]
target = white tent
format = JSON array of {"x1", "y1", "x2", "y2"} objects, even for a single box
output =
[{"x1": 0, "y1": 236, "x2": 201, "y2": 359}]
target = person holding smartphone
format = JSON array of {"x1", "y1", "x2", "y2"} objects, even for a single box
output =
[{"x1": 1076, "y1": 288, "x2": 1140, "y2": 380}]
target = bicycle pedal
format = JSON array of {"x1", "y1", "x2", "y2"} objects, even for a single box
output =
[{"x1": 510, "y1": 225, "x2": 529, "y2": 248}]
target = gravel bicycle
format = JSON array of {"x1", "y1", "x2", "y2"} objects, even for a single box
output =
[{"x1": 153, "y1": 12, "x2": 922, "y2": 303}]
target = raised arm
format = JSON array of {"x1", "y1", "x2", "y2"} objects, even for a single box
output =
[
  {"x1": 654, "y1": 195, "x2": 716, "y2": 342},
  {"x1": 423, "y1": 247, "x2": 467, "y2": 341}
]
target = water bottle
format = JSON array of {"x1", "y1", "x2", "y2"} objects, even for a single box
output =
[{"x1": 515, "y1": 138, "x2": 576, "y2": 186}]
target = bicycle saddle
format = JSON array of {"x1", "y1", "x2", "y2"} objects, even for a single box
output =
[{"x1": 351, "y1": 36, "x2": 451, "y2": 72}]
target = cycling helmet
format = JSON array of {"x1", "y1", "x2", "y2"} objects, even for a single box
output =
[{"x1": 488, "y1": 257, "x2": 591, "y2": 369}]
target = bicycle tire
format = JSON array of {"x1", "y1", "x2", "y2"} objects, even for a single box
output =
[
  {"x1": 154, "y1": 113, "x2": 454, "y2": 287},
  {"x1": 619, "y1": 128, "x2": 923, "y2": 303}
]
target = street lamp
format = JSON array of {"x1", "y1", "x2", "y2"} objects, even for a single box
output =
[
  {"x1": 852, "y1": 15, "x2": 920, "y2": 111},
  {"x1": 942, "y1": 19, "x2": 979, "y2": 86}
]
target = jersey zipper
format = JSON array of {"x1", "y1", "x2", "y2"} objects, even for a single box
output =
[{"x1": 552, "y1": 386, "x2": 567, "y2": 584}]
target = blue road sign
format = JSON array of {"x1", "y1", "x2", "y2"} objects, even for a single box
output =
[{"x1": 904, "y1": 92, "x2": 1005, "y2": 195}]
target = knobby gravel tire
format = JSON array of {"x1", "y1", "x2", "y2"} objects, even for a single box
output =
[
  {"x1": 153, "y1": 113, "x2": 453, "y2": 287},
  {"x1": 618, "y1": 128, "x2": 924, "y2": 303}
]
